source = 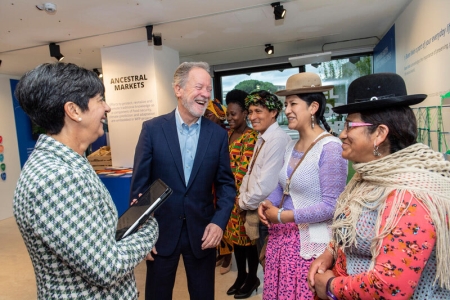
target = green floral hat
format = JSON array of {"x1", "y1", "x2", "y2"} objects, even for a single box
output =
[{"x1": 244, "y1": 91, "x2": 283, "y2": 112}]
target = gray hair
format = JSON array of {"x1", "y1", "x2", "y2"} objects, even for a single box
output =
[{"x1": 172, "y1": 62, "x2": 210, "y2": 89}]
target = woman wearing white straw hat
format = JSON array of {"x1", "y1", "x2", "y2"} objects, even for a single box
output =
[{"x1": 258, "y1": 72, "x2": 347, "y2": 300}]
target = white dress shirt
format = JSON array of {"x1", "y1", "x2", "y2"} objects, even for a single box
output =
[{"x1": 238, "y1": 122, "x2": 291, "y2": 210}]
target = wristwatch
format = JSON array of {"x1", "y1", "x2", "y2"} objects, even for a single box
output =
[{"x1": 326, "y1": 277, "x2": 338, "y2": 300}]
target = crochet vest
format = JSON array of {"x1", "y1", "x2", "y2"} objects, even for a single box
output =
[
  {"x1": 279, "y1": 133, "x2": 341, "y2": 259},
  {"x1": 346, "y1": 206, "x2": 450, "y2": 299}
]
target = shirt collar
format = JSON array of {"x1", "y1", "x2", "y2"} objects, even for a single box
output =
[
  {"x1": 258, "y1": 121, "x2": 279, "y2": 141},
  {"x1": 175, "y1": 106, "x2": 202, "y2": 128}
]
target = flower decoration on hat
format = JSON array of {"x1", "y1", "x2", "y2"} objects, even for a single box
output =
[{"x1": 245, "y1": 92, "x2": 283, "y2": 112}]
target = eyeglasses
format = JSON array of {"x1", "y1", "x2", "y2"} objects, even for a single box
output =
[{"x1": 344, "y1": 121, "x2": 373, "y2": 131}]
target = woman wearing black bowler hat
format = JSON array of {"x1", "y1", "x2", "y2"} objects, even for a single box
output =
[{"x1": 308, "y1": 73, "x2": 450, "y2": 299}]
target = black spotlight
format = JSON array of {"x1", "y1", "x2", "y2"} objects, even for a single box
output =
[
  {"x1": 265, "y1": 44, "x2": 274, "y2": 55},
  {"x1": 153, "y1": 33, "x2": 162, "y2": 46},
  {"x1": 271, "y1": 2, "x2": 286, "y2": 20},
  {"x1": 146, "y1": 25, "x2": 162, "y2": 46},
  {"x1": 93, "y1": 68, "x2": 103, "y2": 78},
  {"x1": 146, "y1": 25, "x2": 153, "y2": 43},
  {"x1": 49, "y1": 43, "x2": 64, "y2": 61}
]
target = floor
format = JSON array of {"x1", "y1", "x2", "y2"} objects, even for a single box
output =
[{"x1": 0, "y1": 217, "x2": 263, "y2": 300}]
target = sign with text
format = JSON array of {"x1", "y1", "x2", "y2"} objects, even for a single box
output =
[{"x1": 101, "y1": 41, "x2": 179, "y2": 167}]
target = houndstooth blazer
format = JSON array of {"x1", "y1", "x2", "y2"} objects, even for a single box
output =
[{"x1": 13, "y1": 135, "x2": 158, "y2": 299}]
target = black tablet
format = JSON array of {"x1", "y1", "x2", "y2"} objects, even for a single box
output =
[{"x1": 115, "y1": 179, "x2": 172, "y2": 241}]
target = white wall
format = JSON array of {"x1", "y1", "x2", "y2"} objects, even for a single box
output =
[
  {"x1": 395, "y1": 0, "x2": 450, "y2": 153},
  {"x1": 396, "y1": 0, "x2": 450, "y2": 105},
  {"x1": 101, "y1": 42, "x2": 179, "y2": 168},
  {"x1": 0, "y1": 74, "x2": 21, "y2": 220}
]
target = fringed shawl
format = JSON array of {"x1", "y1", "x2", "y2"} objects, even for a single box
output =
[{"x1": 332, "y1": 143, "x2": 450, "y2": 289}]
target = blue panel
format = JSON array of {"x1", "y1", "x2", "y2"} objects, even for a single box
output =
[
  {"x1": 10, "y1": 79, "x2": 37, "y2": 168},
  {"x1": 91, "y1": 134, "x2": 107, "y2": 152},
  {"x1": 99, "y1": 174, "x2": 132, "y2": 216},
  {"x1": 374, "y1": 25, "x2": 396, "y2": 73},
  {"x1": 11, "y1": 79, "x2": 129, "y2": 215}
]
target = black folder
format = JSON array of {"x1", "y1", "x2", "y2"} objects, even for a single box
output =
[{"x1": 116, "y1": 178, "x2": 172, "y2": 241}]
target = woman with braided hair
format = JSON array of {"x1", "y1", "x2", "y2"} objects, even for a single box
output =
[
  {"x1": 258, "y1": 72, "x2": 348, "y2": 300},
  {"x1": 308, "y1": 73, "x2": 450, "y2": 299}
]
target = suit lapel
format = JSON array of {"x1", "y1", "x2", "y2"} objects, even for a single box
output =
[
  {"x1": 162, "y1": 111, "x2": 186, "y2": 184},
  {"x1": 187, "y1": 118, "x2": 213, "y2": 189}
]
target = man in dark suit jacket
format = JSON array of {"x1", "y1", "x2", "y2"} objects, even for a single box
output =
[{"x1": 130, "y1": 62, "x2": 235, "y2": 300}]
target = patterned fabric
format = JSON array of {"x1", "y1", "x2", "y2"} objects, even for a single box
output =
[
  {"x1": 331, "y1": 142, "x2": 450, "y2": 289},
  {"x1": 13, "y1": 135, "x2": 159, "y2": 299},
  {"x1": 264, "y1": 135, "x2": 346, "y2": 300},
  {"x1": 206, "y1": 99, "x2": 227, "y2": 120},
  {"x1": 267, "y1": 138, "x2": 347, "y2": 259},
  {"x1": 331, "y1": 191, "x2": 450, "y2": 299},
  {"x1": 223, "y1": 128, "x2": 258, "y2": 246},
  {"x1": 263, "y1": 223, "x2": 314, "y2": 300}
]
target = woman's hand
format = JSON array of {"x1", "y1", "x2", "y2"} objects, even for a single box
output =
[
  {"x1": 258, "y1": 201, "x2": 272, "y2": 227},
  {"x1": 262, "y1": 202, "x2": 281, "y2": 226},
  {"x1": 314, "y1": 270, "x2": 335, "y2": 299},
  {"x1": 308, "y1": 250, "x2": 334, "y2": 294}
]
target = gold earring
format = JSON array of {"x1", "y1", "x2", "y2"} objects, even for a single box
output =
[{"x1": 311, "y1": 115, "x2": 315, "y2": 129}]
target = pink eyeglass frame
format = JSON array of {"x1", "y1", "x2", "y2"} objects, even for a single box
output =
[{"x1": 344, "y1": 121, "x2": 373, "y2": 130}]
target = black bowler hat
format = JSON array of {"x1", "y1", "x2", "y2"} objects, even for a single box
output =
[{"x1": 332, "y1": 73, "x2": 427, "y2": 114}]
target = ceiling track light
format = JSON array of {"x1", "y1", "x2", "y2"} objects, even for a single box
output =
[
  {"x1": 265, "y1": 44, "x2": 274, "y2": 55},
  {"x1": 93, "y1": 68, "x2": 103, "y2": 78},
  {"x1": 49, "y1": 43, "x2": 64, "y2": 61},
  {"x1": 146, "y1": 25, "x2": 163, "y2": 46},
  {"x1": 271, "y1": 2, "x2": 286, "y2": 20}
]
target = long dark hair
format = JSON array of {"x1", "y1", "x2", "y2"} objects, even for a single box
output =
[{"x1": 297, "y1": 92, "x2": 335, "y2": 136}]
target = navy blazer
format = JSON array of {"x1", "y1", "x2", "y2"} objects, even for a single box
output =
[{"x1": 129, "y1": 110, "x2": 235, "y2": 258}]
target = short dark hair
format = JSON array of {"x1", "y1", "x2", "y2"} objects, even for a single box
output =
[
  {"x1": 297, "y1": 92, "x2": 335, "y2": 135},
  {"x1": 15, "y1": 63, "x2": 104, "y2": 135},
  {"x1": 361, "y1": 106, "x2": 417, "y2": 154},
  {"x1": 225, "y1": 89, "x2": 248, "y2": 111}
]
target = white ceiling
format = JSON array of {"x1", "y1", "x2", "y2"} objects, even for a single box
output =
[{"x1": 0, "y1": 0, "x2": 412, "y2": 76}]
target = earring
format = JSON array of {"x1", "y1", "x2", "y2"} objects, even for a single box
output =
[
  {"x1": 78, "y1": 117, "x2": 82, "y2": 122},
  {"x1": 311, "y1": 115, "x2": 315, "y2": 129},
  {"x1": 373, "y1": 143, "x2": 381, "y2": 157}
]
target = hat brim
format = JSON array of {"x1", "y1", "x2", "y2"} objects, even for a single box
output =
[
  {"x1": 332, "y1": 95, "x2": 427, "y2": 114},
  {"x1": 276, "y1": 85, "x2": 334, "y2": 96}
]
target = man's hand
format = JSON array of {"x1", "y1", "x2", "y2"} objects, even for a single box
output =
[
  {"x1": 201, "y1": 223, "x2": 223, "y2": 250},
  {"x1": 130, "y1": 192, "x2": 143, "y2": 206},
  {"x1": 145, "y1": 247, "x2": 158, "y2": 261}
]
